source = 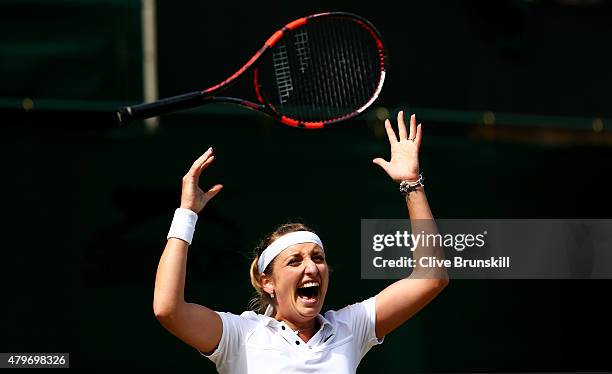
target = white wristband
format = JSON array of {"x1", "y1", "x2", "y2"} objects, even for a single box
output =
[{"x1": 167, "y1": 208, "x2": 198, "y2": 245}]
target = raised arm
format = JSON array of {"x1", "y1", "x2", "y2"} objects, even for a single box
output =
[
  {"x1": 372, "y1": 111, "x2": 449, "y2": 339},
  {"x1": 153, "y1": 147, "x2": 224, "y2": 354}
]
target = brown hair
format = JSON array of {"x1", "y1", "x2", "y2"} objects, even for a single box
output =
[{"x1": 249, "y1": 223, "x2": 314, "y2": 314}]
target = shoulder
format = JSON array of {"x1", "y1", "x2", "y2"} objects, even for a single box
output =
[
  {"x1": 218, "y1": 310, "x2": 284, "y2": 348},
  {"x1": 215, "y1": 310, "x2": 268, "y2": 331},
  {"x1": 323, "y1": 297, "x2": 381, "y2": 347},
  {"x1": 238, "y1": 310, "x2": 269, "y2": 322},
  {"x1": 202, "y1": 310, "x2": 274, "y2": 362},
  {"x1": 324, "y1": 296, "x2": 377, "y2": 324}
]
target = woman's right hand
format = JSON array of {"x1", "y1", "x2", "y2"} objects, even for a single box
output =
[{"x1": 180, "y1": 147, "x2": 223, "y2": 214}]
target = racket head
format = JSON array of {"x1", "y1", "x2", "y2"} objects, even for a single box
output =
[{"x1": 255, "y1": 12, "x2": 388, "y2": 129}]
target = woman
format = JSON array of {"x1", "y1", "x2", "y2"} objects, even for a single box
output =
[{"x1": 154, "y1": 111, "x2": 448, "y2": 373}]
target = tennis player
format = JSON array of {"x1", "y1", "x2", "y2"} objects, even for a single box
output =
[{"x1": 154, "y1": 111, "x2": 448, "y2": 373}]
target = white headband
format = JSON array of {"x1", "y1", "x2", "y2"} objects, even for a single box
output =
[{"x1": 258, "y1": 231, "x2": 324, "y2": 273}]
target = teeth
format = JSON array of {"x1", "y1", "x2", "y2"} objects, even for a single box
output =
[{"x1": 298, "y1": 281, "x2": 320, "y2": 289}]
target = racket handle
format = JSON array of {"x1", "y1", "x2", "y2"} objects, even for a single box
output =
[{"x1": 116, "y1": 91, "x2": 207, "y2": 126}]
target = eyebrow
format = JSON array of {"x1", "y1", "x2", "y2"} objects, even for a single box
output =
[{"x1": 284, "y1": 250, "x2": 325, "y2": 260}]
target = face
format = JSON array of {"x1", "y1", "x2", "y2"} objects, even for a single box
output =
[{"x1": 262, "y1": 242, "x2": 329, "y2": 323}]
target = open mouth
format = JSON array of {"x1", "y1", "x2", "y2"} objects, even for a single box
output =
[{"x1": 296, "y1": 281, "x2": 320, "y2": 304}]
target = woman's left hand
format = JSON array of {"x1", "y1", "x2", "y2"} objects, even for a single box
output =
[{"x1": 373, "y1": 111, "x2": 422, "y2": 183}]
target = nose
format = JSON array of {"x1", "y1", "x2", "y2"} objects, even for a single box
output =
[{"x1": 303, "y1": 257, "x2": 318, "y2": 274}]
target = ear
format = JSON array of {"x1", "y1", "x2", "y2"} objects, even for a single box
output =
[{"x1": 261, "y1": 273, "x2": 275, "y2": 295}]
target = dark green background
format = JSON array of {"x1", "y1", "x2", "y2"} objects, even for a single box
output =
[{"x1": 2, "y1": 0, "x2": 611, "y2": 371}]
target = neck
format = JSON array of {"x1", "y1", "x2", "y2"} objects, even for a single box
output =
[
  {"x1": 275, "y1": 315, "x2": 318, "y2": 334},
  {"x1": 295, "y1": 324, "x2": 316, "y2": 334}
]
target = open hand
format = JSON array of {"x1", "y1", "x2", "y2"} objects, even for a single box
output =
[
  {"x1": 373, "y1": 111, "x2": 422, "y2": 183},
  {"x1": 180, "y1": 147, "x2": 223, "y2": 213}
]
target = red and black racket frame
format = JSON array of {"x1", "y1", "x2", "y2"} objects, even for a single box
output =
[{"x1": 116, "y1": 12, "x2": 388, "y2": 129}]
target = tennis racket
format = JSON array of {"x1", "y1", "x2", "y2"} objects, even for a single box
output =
[{"x1": 116, "y1": 12, "x2": 388, "y2": 129}]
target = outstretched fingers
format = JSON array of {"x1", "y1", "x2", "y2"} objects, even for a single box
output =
[
  {"x1": 384, "y1": 119, "x2": 398, "y2": 144},
  {"x1": 415, "y1": 121, "x2": 423, "y2": 148},
  {"x1": 372, "y1": 157, "x2": 391, "y2": 174},
  {"x1": 186, "y1": 147, "x2": 214, "y2": 178},
  {"x1": 397, "y1": 111, "x2": 408, "y2": 140},
  {"x1": 393, "y1": 111, "x2": 417, "y2": 142},
  {"x1": 206, "y1": 184, "x2": 224, "y2": 198},
  {"x1": 409, "y1": 114, "x2": 417, "y2": 141},
  {"x1": 199, "y1": 155, "x2": 215, "y2": 172}
]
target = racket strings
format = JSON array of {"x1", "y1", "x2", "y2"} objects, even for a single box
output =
[
  {"x1": 261, "y1": 16, "x2": 384, "y2": 122},
  {"x1": 340, "y1": 19, "x2": 366, "y2": 112},
  {"x1": 321, "y1": 18, "x2": 380, "y2": 116},
  {"x1": 272, "y1": 44, "x2": 293, "y2": 104},
  {"x1": 294, "y1": 30, "x2": 311, "y2": 74},
  {"x1": 321, "y1": 24, "x2": 340, "y2": 119},
  {"x1": 345, "y1": 20, "x2": 373, "y2": 106},
  {"x1": 333, "y1": 21, "x2": 351, "y2": 116},
  {"x1": 296, "y1": 29, "x2": 319, "y2": 120}
]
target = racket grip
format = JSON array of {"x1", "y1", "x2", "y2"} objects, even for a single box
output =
[{"x1": 116, "y1": 91, "x2": 207, "y2": 126}]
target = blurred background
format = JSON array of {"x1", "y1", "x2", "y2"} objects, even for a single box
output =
[{"x1": 2, "y1": 0, "x2": 611, "y2": 371}]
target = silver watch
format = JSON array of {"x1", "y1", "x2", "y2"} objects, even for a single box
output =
[{"x1": 399, "y1": 173, "x2": 424, "y2": 195}]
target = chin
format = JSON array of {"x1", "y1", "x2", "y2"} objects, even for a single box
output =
[{"x1": 296, "y1": 296, "x2": 325, "y2": 317}]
